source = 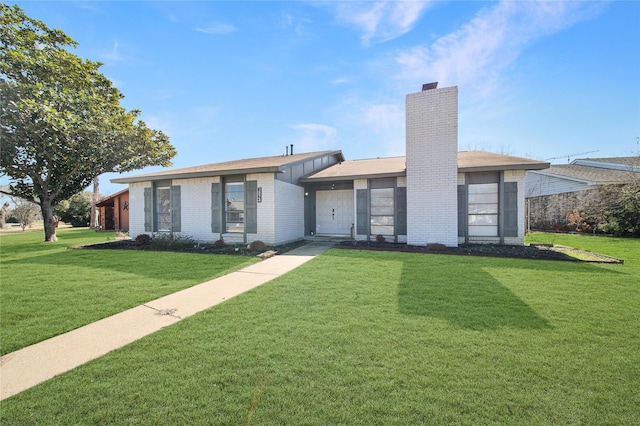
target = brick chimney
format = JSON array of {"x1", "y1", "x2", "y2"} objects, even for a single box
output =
[{"x1": 405, "y1": 84, "x2": 459, "y2": 246}]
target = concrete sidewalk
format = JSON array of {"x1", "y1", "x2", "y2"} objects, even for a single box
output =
[{"x1": 0, "y1": 242, "x2": 332, "y2": 401}]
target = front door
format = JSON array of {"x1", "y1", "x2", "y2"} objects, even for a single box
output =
[{"x1": 316, "y1": 190, "x2": 354, "y2": 235}]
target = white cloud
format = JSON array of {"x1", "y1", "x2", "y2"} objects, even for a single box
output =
[
  {"x1": 289, "y1": 123, "x2": 338, "y2": 151},
  {"x1": 331, "y1": 77, "x2": 352, "y2": 85},
  {"x1": 362, "y1": 103, "x2": 404, "y2": 133},
  {"x1": 196, "y1": 22, "x2": 237, "y2": 35},
  {"x1": 194, "y1": 105, "x2": 221, "y2": 121},
  {"x1": 100, "y1": 41, "x2": 126, "y2": 63},
  {"x1": 393, "y1": 1, "x2": 604, "y2": 97},
  {"x1": 279, "y1": 12, "x2": 313, "y2": 36},
  {"x1": 330, "y1": 1, "x2": 433, "y2": 44}
]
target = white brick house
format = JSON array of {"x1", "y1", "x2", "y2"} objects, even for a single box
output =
[{"x1": 113, "y1": 85, "x2": 549, "y2": 246}]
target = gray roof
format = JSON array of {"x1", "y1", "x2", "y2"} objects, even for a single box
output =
[
  {"x1": 457, "y1": 151, "x2": 549, "y2": 172},
  {"x1": 111, "y1": 150, "x2": 345, "y2": 183},
  {"x1": 299, "y1": 156, "x2": 407, "y2": 182},
  {"x1": 533, "y1": 163, "x2": 639, "y2": 185},
  {"x1": 112, "y1": 149, "x2": 549, "y2": 185},
  {"x1": 579, "y1": 156, "x2": 639, "y2": 165},
  {"x1": 301, "y1": 151, "x2": 548, "y2": 182}
]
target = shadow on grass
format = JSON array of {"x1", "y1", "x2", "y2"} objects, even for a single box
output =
[
  {"x1": 396, "y1": 255, "x2": 624, "y2": 330},
  {"x1": 0, "y1": 229, "x2": 114, "y2": 257},
  {"x1": 398, "y1": 266, "x2": 550, "y2": 330},
  {"x1": 4, "y1": 248, "x2": 253, "y2": 281}
]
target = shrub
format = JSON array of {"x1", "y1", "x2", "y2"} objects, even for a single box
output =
[
  {"x1": 248, "y1": 240, "x2": 267, "y2": 253},
  {"x1": 149, "y1": 233, "x2": 195, "y2": 250},
  {"x1": 135, "y1": 234, "x2": 151, "y2": 246},
  {"x1": 375, "y1": 235, "x2": 386, "y2": 244},
  {"x1": 54, "y1": 192, "x2": 92, "y2": 227},
  {"x1": 213, "y1": 238, "x2": 226, "y2": 249},
  {"x1": 564, "y1": 209, "x2": 592, "y2": 233},
  {"x1": 427, "y1": 243, "x2": 448, "y2": 252},
  {"x1": 115, "y1": 231, "x2": 129, "y2": 240}
]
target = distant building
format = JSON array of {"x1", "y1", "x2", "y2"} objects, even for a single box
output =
[
  {"x1": 95, "y1": 189, "x2": 129, "y2": 231},
  {"x1": 525, "y1": 157, "x2": 640, "y2": 230}
]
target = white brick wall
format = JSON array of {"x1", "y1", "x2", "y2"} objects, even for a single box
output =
[
  {"x1": 172, "y1": 176, "x2": 217, "y2": 243},
  {"x1": 273, "y1": 179, "x2": 304, "y2": 244},
  {"x1": 406, "y1": 86, "x2": 459, "y2": 247},
  {"x1": 128, "y1": 182, "x2": 147, "y2": 239},
  {"x1": 128, "y1": 174, "x2": 300, "y2": 245},
  {"x1": 245, "y1": 173, "x2": 274, "y2": 244}
]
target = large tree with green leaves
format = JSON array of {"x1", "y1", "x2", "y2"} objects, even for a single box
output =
[{"x1": 0, "y1": 4, "x2": 176, "y2": 241}]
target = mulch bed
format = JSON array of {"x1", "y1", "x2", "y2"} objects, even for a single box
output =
[
  {"x1": 76, "y1": 238, "x2": 623, "y2": 264},
  {"x1": 73, "y1": 238, "x2": 308, "y2": 256},
  {"x1": 335, "y1": 241, "x2": 623, "y2": 264}
]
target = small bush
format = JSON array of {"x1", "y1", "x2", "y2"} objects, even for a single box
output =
[
  {"x1": 115, "y1": 231, "x2": 130, "y2": 240},
  {"x1": 427, "y1": 243, "x2": 448, "y2": 252},
  {"x1": 149, "y1": 233, "x2": 195, "y2": 250},
  {"x1": 213, "y1": 238, "x2": 226, "y2": 249},
  {"x1": 248, "y1": 240, "x2": 267, "y2": 253},
  {"x1": 375, "y1": 235, "x2": 386, "y2": 244},
  {"x1": 135, "y1": 234, "x2": 151, "y2": 246}
]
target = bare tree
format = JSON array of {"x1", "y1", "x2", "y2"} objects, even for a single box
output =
[
  {"x1": 0, "y1": 201, "x2": 10, "y2": 228},
  {"x1": 10, "y1": 197, "x2": 39, "y2": 231}
]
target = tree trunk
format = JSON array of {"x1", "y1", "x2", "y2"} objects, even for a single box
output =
[
  {"x1": 91, "y1": 177, "x2": 100, "y2": 228},
  {"x1": 41, "y1": 198, "x2": 58, "y2": 242}
]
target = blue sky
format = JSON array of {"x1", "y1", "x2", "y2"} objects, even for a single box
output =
[{"x1": 9, "y1": 1, "x2": 640, "y2": 196}]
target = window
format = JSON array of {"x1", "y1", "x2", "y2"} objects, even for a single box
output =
[
  {"x1": 155, "y1": 185, "x2": 171, "y2": 232},
  {"x1": 468, "y1": 183, "x2": 498, "y2": 236},
  {"x1": 145, "y1": 183, "x2": 180, "y2": 233},
  {"x1": 370, "y1": 188, "x2": 394, "y2": 235},
  {"x1": 225, "y1": 182, "x2": 244, "y2": 233}
]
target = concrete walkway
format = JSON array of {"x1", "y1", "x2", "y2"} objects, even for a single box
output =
[{"x1": 0, "y1": 242, "x2": 332, "y2": 401}]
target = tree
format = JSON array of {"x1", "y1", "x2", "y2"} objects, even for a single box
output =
[
  {"x1": 10, "y1": 197, "x2": 39, "y2": 231},
  {"x1": 0, "y1": 5, "x2": 176, "y2": 242},
  {"x1": 579, "y1": 155, "x2": 640, "y2": 237},
  {"x1": 582, "y1": 182, "x2": 640, "y2": 237},
  {"x1": 0, "y1": 201, "x2": 9, "y2": 228},
  {"x1": 90, "y1": 177, "x2": 100, "y2": 228},
  {"x1": 54, "y1": 192, "x2": 92, "y2": 227}
]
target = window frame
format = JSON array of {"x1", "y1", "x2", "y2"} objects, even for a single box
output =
[
  {"x1": 224, "y1": 180, "x2": 245, "y2": 233},
  {"x1": 467, "y1": 182, "x2": 498, "y2": 237},
  {"x1": 154, "y1": 182, "x2": 172, "y2": 232}
]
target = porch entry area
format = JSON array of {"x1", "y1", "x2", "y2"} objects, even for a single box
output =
[{"x1": 315, "y1": 189, "x2": 354, "y2": 236}]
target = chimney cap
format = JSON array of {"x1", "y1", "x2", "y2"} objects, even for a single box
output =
[{"x1": 422, "y1": 82, "x2": 438, "y2": 91}]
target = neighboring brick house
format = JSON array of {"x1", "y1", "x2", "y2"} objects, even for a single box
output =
[
  {"x1": 525, "y1": 157, "x2": 640, "y2": 230},
  {"x1": 112, "y1": 85, "x2": 549, "y2": 246},
  {"x1": 95, "y1": 188, "x2": 129, "y2": 231}
]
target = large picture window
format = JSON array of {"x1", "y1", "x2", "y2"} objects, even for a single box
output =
[
  {"x1": 370, "y1": 187, "x2": 394, "y2": 235},
  {"x1": 225, "y1": 182, "x2": 244, "y2": 233},
  {"x1": 468, "y1": 183, "x2": 498, "y2": 236}
]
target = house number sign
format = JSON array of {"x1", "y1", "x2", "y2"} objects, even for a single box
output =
[{"x1": 257, "y1": 187, "x2": 262, "y2": 203}]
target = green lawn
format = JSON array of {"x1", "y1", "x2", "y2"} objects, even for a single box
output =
[
  {"x1": 1, "y1": 233, "x2": 638, "y2": 424},
  {"x1": 0, "y1": 228, "x2": 258, "y2": 355}
]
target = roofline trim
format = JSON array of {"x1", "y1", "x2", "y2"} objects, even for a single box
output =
[
  {"x1": 458, "y1": 163, "x2": 550, "y2": 173},
  {"x1": 527, "y1": 170, "x2": 597, "y2": 185},
  {"x1": 111, "y1": 150, "x2": 345, "y2": 184},
  {"x1": 111, "y1": 167, "x2": 281, "y2": 183},
  {"x1": 299, "y1": 171, "x2": 406, "y2": 183}
]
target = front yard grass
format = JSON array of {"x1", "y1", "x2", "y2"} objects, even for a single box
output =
[
  {"x1": 1, "y1": 233, "x2": 638, "y2": 424},
  {"x1": 0, "y1": 228, "x2": 258, "y2": 355}
]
